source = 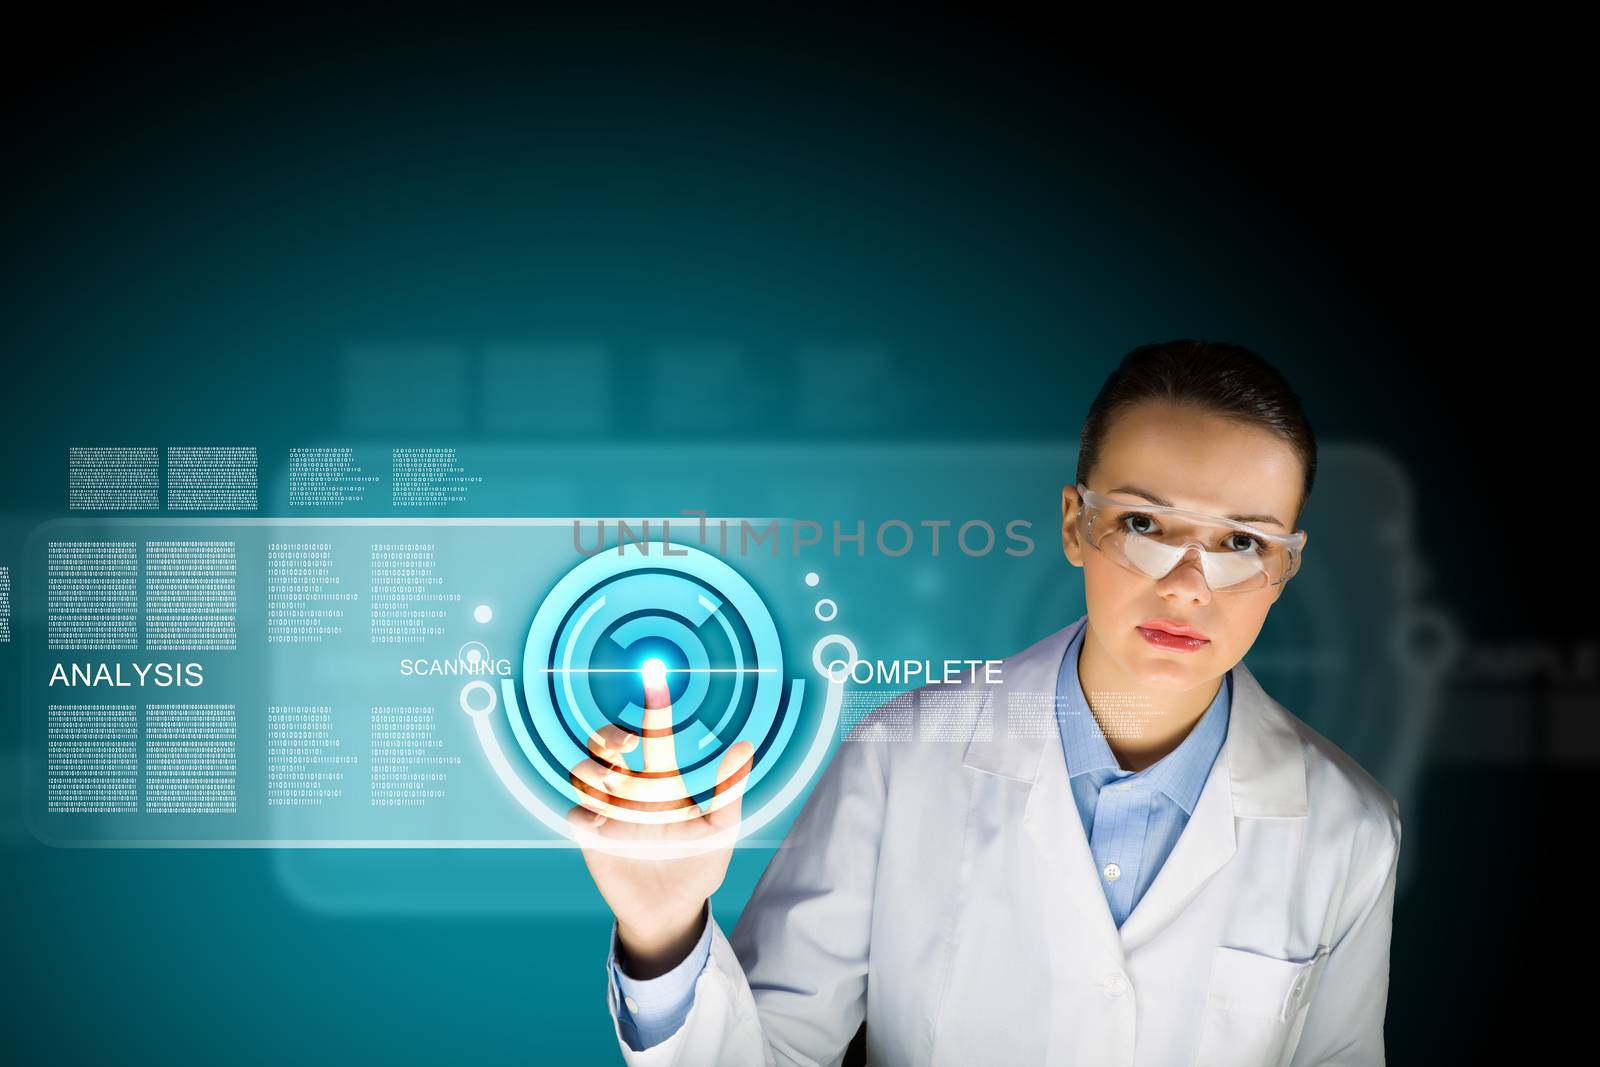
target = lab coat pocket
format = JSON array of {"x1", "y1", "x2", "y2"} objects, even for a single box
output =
[{"x1": 1192, "y1": 944, "x2": 1329, "y2": 1067}]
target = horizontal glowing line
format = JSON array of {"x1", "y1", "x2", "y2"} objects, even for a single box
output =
[
  {"x1": 33, "y1": 517, "x2": 785, "y2": 526},
  {"x1": 30, "y1": 839, "x2": 793, "y2": 849},
  {"x1": 530, "y1": 667, "x2": 776, "y2": 673}
]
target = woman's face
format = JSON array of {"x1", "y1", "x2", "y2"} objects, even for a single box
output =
[{"x1": 1060, "y1": 401, "x2": 1308, "y2": 691}]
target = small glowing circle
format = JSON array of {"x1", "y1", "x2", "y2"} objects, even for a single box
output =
[
  {"x1": 459, "y1": 680, "x2": 497, "y2": 717},
  {"x1": 641, "y1": 657, "x2": 668, "y2": 688},
  {"x1": 814, "y1": 598, "x2": 838, "y2": 622},
  {"x1": 474, "y1": 604, "x2": 493, "y2": 624},
  {"x1": 805, "y1": 572, "x2": 820, "y2": 587},
  {"x1": 813, "y1": 634, "x2": 859, "y2": 680},
  {"x1": 467, "y1": 648, "x2": 482, "y2": 665}
]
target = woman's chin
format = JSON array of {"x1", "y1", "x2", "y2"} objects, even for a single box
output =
[{"x1": 1127, "y1": 646, "x2": 1210, "y2": 687}]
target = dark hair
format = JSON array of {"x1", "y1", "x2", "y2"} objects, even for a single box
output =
[{"x1": 1076, "y1": 339, "x2": 1317, "y2": 527}]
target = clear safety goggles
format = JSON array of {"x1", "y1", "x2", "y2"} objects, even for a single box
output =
[{"x1": 1075, "y1": 483, "x2": 1307, "y2": 591}]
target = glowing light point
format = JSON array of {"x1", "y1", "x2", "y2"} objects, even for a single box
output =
[
  {"x1": 641, "y1": 657, "x2": 668, "y2": 689},
  {"x1": 467, "y1": 648, "x2": 482, "y2": 665},
  {"x1": 474, "y1": 604, "x2": 493, "y2": 624},
  {"x1": 805, "y1": 572, "x2": 820, "y2": 587}
]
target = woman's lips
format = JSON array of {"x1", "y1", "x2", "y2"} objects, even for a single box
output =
[{"x1": 1137, "y1": 625, "x2": 1210, "y2": 652}]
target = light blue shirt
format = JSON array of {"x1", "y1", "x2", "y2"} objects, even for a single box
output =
[
  {"x1": 1056, "y1": 620, "x2": 1232, "y2": 928},
  {"x1": 609, "y1": 622, "x2": 1232, "y2": 1049}
]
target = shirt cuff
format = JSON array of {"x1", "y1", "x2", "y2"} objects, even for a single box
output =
[{"x1": 609, "y1": 900, "x2": 715, "y2": 1051}]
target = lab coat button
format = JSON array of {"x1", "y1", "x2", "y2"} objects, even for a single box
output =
[
  {"x1": 623, "y1": 995, "x2": 640, "y2": 1013},
  {"x1": 1102, "y1": 862, "x2": 1121, "y2": 881},
  {"x1": 1101, "y1": 973, "x2": 1127, "y2": 996}
]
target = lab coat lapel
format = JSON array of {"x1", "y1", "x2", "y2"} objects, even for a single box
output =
[
  {"x1": 1116, "y1": 646, "x2": 1309, "y2": 951},
  {"x1": 1115, "y1": 740, "x2": 1236, "y2": 950},
  {"x1": 965, "y1": 615, "x2": 1127, "y2": 973}
]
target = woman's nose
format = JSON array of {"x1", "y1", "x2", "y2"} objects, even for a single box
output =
[{"x1": 1158, "y1": 545, "x2": 1213, "y2": 597}]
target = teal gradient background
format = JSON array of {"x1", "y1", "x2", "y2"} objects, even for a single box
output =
[{"x1": 1, "y1": 13, "x2": 1565, "y2": 1064}]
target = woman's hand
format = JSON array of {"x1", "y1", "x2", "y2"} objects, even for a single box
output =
[{"x1": 568, "y1": 664, "x2": 755, "y2": 978}]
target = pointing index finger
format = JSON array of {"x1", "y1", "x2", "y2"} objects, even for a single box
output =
[{"x1": 640, "y1": 659, "x2": 678, "y2": 777}]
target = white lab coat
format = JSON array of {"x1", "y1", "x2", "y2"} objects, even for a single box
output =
[{"x1": 605, "y1": 612, "x2": 1402, "y2": 1066}]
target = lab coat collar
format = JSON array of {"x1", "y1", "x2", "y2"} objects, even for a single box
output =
[{"x1": 961, "y1": 612, "x2": 1308, "y2": 957}]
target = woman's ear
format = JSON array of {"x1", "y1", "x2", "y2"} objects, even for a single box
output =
[{"x1": 1060, "y1": 484, "x2": 1085, "y2": 567}]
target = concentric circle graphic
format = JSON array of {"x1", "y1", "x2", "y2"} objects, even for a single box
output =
[{"x1": 504, "y1": 541, "x2": 802, "y2": 823}]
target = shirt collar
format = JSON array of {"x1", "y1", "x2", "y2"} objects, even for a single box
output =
[{"x1": 1054, "y1": 619, "x2": 1232, "y2": 816}]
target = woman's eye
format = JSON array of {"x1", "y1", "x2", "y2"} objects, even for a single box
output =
[
  {"x1": 1225, "y1": 533, "x2": 1265, "y2": 553},
  {"x1": 1119, "y1": 512, "x2": 1156, "y2": 535}
]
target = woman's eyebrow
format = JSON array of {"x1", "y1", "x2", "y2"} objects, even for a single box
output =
[{"x1": 1108, "y1": 484, "x2": 1286, "y2": 529}]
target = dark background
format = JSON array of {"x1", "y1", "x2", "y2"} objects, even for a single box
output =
[{"x1": 1, "y1": 11, "x2": 1578, "y2": 1063}]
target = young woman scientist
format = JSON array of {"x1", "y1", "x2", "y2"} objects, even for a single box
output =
[{"x1": 568, "y1": 339, "x2": 1402, "y2": 1067}]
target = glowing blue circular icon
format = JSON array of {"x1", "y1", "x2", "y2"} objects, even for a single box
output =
[{"x1": 507, "y1": 541, "x2": 800, "y2": 813}]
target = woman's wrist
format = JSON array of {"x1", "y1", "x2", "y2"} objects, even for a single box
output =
[{"x1": 615, "y1": 900, "x2": 709, "y2": 979}]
